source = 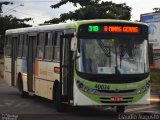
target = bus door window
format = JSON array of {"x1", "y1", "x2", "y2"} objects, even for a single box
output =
[
  {"x1": 5, "y1": 36, "x2": 12, "y2": 57},
  {"x1": 44, "y1": 32, "x2": 53, "y2": 60},
  {"x1": 22, "y1": 35, "x2": 28, "y2": 58},
  {"x1": 11, "y1": 36, "x2": 18, "y2": 86},
  {"x1": 18, "y1": 34, "x2": 24, "y2": 58},
  {"x1": 12, "y1": 36, "x2": 19, "y2": 59},
  {"x1": 53, "y1": 32, "x2": 61, "y2": 61},
  {"x1": 37, "y1": 33, "x2": 45, "y2": 59}
]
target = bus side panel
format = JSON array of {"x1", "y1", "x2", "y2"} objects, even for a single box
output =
[
  {"x1": 35, "y1": 78, "x2": 54, "y2": 99},
  {"x1": 38, "y1": 61, "x2": 47, "y2": 80},
  {"x1": 47, "y1": 81, "x2": 54, "y2": 100},
  {"x1": 4, "y1": 57, "x2": 12, "y2": 86},
  {"x1": 34, "y1": 60, "x2": 47, "y2": 98},
  {"x1": 47, "y1": 62, "x2": 60, "y2": 81},
  {"x1": 34, "y1": 60, "x2": 60, "y2": 100},
  {"x1": 35, "y1": 78, "x2": 40, "y2": 96},
  {"x1": 39, "y1": 79, "x2": 48, "y2": 98},
  {"x1": 46, "y1": 62, "x2": 59, "y2": 99},
  {"x1": 16, "y1": 58, "x2": 22, "y2": 78},
  {"x1": 21, "y1": 59, "x2": 28, "y2": 92},
  {"x1": 22, "y1": 74, "x2": 28, "y2": 92}
]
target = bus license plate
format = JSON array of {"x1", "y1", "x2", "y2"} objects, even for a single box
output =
[{"x1": 111, "y1": 96, "x2": 123, "y2": 101}]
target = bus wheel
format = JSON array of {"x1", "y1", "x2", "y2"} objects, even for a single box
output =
[
  {"x1": 116, "y1": 106, "x2": 125, "y2": 113},
  {"x1": 55, "y1": 84, "x2": 65, "y2": 112},
  {"x1": 18, "y1": 75, "x2": 28, "y2": 98}
]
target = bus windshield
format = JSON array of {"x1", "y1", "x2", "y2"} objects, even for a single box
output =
[{"x1": 76, "y1": 37, "x2": 149, "y2": 74}]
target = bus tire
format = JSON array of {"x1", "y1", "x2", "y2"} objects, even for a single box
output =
[
  {"x1": 55, "y1": 84, "x2": 65, "y2": 112},
  {"x1": 116, "y1": 106, "x2": 125, "y2": 113},
  {"x1": 18, "y1": 75, "x2": 28, "y2": 98}
]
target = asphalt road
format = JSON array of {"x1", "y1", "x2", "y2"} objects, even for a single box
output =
[{"x1": 0, "y1": 80, "x2": 159, "y2": 120}]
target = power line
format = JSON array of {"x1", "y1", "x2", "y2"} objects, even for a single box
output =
[
  {"x1": 13, "y1": 10, "x2": 50, "y2": 18},
  {"x1": 2, "y1": 4, "x2": 24, "y2": 15}
]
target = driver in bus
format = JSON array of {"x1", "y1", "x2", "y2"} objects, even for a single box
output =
[{"x1": 85, "y1": 40, "x2": 97, "y2": 73}]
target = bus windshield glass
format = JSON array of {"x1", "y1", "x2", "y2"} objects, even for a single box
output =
[{"x1": 76, "y1": 37, "x2": 149, "y2": 74}]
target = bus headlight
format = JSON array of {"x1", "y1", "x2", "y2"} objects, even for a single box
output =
[
  {"x1": 76, "y1": 80, "x2": 96, "y2": 94},
  {"x1": 136, "y1": 82, "x2": 150, "y2": 94},
  {"x1": 76, "y1": 80, "x2": 84, "y2": 88}
]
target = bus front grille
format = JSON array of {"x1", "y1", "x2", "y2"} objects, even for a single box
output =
[
  {"x1": 98, "y1": 89, "x2": 136, "y2": 93},
  {"x1": 99, "y1": 97, "x2": 133, "y2": 103},
  {"x1": 100, "y1": 101, "x2": 132, "y2": 103}
]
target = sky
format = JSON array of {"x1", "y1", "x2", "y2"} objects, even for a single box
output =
[{"x1": 2, "y1": 0, "x2": 160, "y2": 26}]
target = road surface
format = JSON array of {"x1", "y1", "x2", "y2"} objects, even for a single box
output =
[{"x1": 0, "y1": 80, "x2": 159, "y2": 120}]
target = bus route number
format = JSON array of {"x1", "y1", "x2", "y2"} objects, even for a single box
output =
[{"x1": 95, "y1": 84, "x2": 110, "y2": 90}]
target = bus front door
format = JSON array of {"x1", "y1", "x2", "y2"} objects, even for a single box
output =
[
  {"x1": 11, "y1": 36, "x2": 18, "y2": 86},
  {"x1": 60, "y1": 35, "x2": 74, "y2": 102},
  {"x1": 27, "y1": 35, "x2": 37, "y2": 92}
]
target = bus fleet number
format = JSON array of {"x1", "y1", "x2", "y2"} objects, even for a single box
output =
[{"x1": 95, "y1": 84, "x2": 110, "y2": 90}]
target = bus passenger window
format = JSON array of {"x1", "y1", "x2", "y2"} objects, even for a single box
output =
[
  {"x1": 44, "y1": 32, "x2": 53, "y2": 60},
  {"x1": 18, "y1": 35, "x2": 23, "y2": 57},
  {"x1": 53, "y1": 32, "x2": 61, "y2": 60},
  {"x1": 45, "y1": 32, "x2": 52, "y2": 45},
  {"x1": 22, "y1": 36, "x2": 28, "y2": 58},
  {"x1": 5, "y1": 36, "x2": 12, "y2": 57},
  {"x1": 37, "y1": 33, "x2": 45, "y2": 59}
]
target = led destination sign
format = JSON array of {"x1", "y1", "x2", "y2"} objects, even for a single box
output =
[{"x1": 88, "y1": 25, "x2": 140, "y2": 33}]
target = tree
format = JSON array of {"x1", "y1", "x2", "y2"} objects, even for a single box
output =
[
  {"x1": 153, "y1": 8, "x2": 160, "y2": 12},
  {"x1": 0, "y1": 2, "x2": 32, "y2": 54},
  {"x1": 0, "y1": 15, "x2": 32, "y2": 54},
  {"x1": 0, "y1": 1, "x2": 13, "y2": 13},
  {"x1": 45, "y1": 0, "x2": 131, "y2": 24},
  {"x1": 51, "y1": 0, "x2": 100, "y2": 8}
]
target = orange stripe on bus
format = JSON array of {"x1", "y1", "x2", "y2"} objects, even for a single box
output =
[{"x1": 35, "y1": 60, "x2": 38, "y2": 76}]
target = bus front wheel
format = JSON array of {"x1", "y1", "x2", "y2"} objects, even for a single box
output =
[
  {"x1": 18, "y1": 75, "x2": 28, "y2": 98},
  {"x1": 55, "y1": 84, "x2": 65, "y2": 112},
  {"x1": 116, "y1": 106, "x2": 125, "y2": 113}
]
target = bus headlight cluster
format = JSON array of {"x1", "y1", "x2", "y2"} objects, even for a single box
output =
[
  {"x1": 76, "y1": 80, "x2": 97, "y2": 94},
  {"x1": 136, "y1": 82, "x2": 150, "y2": 94}
]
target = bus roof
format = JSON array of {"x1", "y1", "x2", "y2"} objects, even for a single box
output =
[
  {"x1": 5, "y1": 23, "x2": 75, "y2": 35},
  {"x1": 74, "y1": 19, "x2": 147, "y2": 25},
  {"x1": 5, "y1": 19, "x2": 147, "y2": 35}
]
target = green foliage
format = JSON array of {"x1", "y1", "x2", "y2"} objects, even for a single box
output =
[
  {"x1": 153, "y1": 8, "x2": 160, "y2": 12},
  {"x1": 46, "y1": 0, "x2": 131, "y2": 24},
  {"x1": 150, "y1": 68, "x2": 160, "y2": 93},
  {"x1": 150, "y1": 68, "x2": 160, "y2": 84},
  {"x1": 51, "y1": 0, "x2": 100, "y2": 8},
  {"x1": 0, "y1": 16, "x2": 31, "y2": 53},
  {"x1": 0, "y1": 1, "x2": 13, "y2": 13},
  {"x1": 0, "y1": 2, "x2": 31, "y2": 54},
  {"x1": 0, "y1": 16, "x2": 31, "y2": 35}
]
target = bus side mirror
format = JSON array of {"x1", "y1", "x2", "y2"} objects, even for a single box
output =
[{"x1": 71, "y1": 37, "x2": 77, "y2": 51}]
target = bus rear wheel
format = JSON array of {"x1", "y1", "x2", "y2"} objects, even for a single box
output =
[
  {"x1": 116, "y1": 106, "x2": 125, "y2": 113},
  {"x1": 55, "y1": 84, "x2": 66, "y2": 112},
  {"x1": 18, "y1": 75, "x2": 28, "y2": 98}
]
